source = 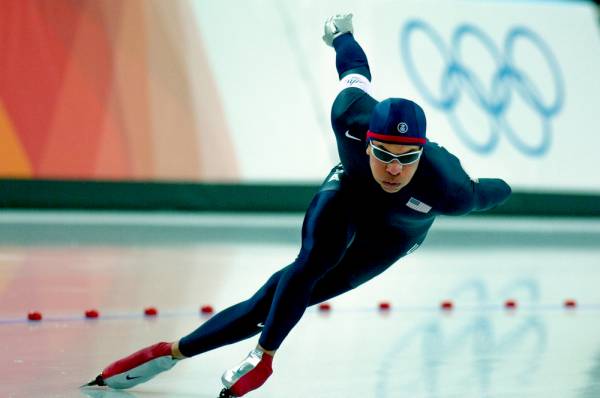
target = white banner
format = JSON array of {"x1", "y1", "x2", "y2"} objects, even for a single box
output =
[{"x1": 192, "y1": 0, "x2": 600, "y2": 193}]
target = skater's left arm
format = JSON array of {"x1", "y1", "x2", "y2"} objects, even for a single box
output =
[
  {"x1": 471, "y1": 178, "x2": 512, "y2": 212},
  {"x1": 433, "y1": 145, "x2": 512, "y2": 215},
  {"x1": 442, "y1": 175, "x2": 512, "y2": 215},
  {"x1": 443, "y1": 173, "x2": 512, "y2": 215},
  {"x1": 464, "y1": 178, "x2": 512, "y2": 212}
]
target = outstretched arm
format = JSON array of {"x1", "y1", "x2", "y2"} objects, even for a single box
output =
[
  {"x1": 323, "y1": 14, "x2": 372, "y2": 91},
  {"x1": 332, "y1": 33, "x2": 372, "y2": 81},
  {"x1": 470, "y1": 178, "x2": 512, "y2": 212},
  {"x1": 444, "y1": 177, "x2": 512, "y2": 216},
  {"x1": 432, "y1": 143, "x2": 512, "y2": 215},
  {"x1": 326, "y1": 14, "x2": 377, "y2": 138}
]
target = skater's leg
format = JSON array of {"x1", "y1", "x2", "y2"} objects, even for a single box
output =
[
  {"x1": 181, "y1": 171, "x2": 354, "y2": 358},
  {"x1": 217, "y1": 230, "x2": 410, "y2": 398},
  {"x1": 257, "y1": 225, "x2": 417, "y2": 351},
  {"x1": 308, "y1": 228, "x2": 426, "y2": 305},
  {"x1": 258, "y1": 188, "x2": 354, "y2": 351},
  {"x1": 83, "y1": 267, "x2": 288, "y2": 390},
  {"x1": 177, "y1": 267, "x2": 288, "y2": 357},
  {"x1": 221, "y1": 185, "x2": 355, "y2": 397}
]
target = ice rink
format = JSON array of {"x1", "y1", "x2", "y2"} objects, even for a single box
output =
[{"x1": 1, "y1": 211, "x2": 599, "y2": 398}]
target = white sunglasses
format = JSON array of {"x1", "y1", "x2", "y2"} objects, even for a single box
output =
[{"x1": 370, "y1": 142, "x2": 422, "y2": 165}]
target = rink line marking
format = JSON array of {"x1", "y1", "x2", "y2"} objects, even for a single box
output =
[{"x1": 1, "y1": 304, "x2": 599, "y2": 325}]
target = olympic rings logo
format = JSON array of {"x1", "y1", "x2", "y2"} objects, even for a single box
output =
[{"x1": 400, "y1": 20, "x2": 565, "y2": 156}]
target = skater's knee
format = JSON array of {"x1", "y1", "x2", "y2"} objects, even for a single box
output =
[
  {"x1": 286, "y1": 258, "x2": 325, "y2": 285},
  {"x1": 290, "y1": 249, "x2": 342, "y2": 283}
]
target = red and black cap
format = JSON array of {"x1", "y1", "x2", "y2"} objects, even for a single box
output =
[{"x1": 366, "y1": 98, "x2": 427, "y2": 145}]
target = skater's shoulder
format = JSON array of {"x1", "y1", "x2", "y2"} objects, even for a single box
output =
[
  {"x1": 333, "y1": 87, "x2": 376, "y2": 120},
  {"x1": 415, "y1": 142, "x2": 475, "y2": 211},
  {"x1": 421, "y1": 142, "x2": 467, "y2": 182}
]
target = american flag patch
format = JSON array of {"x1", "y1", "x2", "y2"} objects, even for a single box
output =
[{"x1": 406, "y1": 197, "x2": 432, "y2": 213}]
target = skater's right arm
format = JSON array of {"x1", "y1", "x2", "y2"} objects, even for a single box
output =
[
  {"x1": 333, "y1": 32, "x2": 372, "y2": 83},
  {"x1": 323, "y1": 14, "x2": 371, "y2": 81},
  {"x1": 326, "y1": 13, "x2": 373, "y2": 98},
  {"x1": 327, "y1": 14, "x2": 377, "y2": 147}
]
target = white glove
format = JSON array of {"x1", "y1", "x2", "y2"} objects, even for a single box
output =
[{"x1": 322, "y1": 13, "x2": 354, "y2": 47}]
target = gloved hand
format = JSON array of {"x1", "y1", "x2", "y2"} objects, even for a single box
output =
[{"x1": 322, "y1": 13, "x2": 354, "y2": 47}]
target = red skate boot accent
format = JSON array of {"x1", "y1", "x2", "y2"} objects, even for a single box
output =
[
  {"x1": 85, "y1": 342, "x2": 179, "y2": 389},
  {"x1": 221, "y1": 349, "x2": 273, "y2": 397}
]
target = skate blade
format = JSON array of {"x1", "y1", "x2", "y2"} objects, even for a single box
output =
[
  {"x1": 80, "y1": 375, "x2": 106, "y2": 388},
  {"x1": 219, "y1": 388, "x2": 235, "y2": 398}
]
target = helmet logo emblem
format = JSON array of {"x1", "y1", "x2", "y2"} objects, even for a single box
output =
[{"x1": 397, "y1": 122, "x2": 409, "y2": 134}]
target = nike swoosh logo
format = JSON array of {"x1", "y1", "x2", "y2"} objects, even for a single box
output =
[
  {"x1": 257, "y1": 322, "x2": 265, "y2": 328},
  {"x1": 345, "y1": 130, "x2": 361, "y2": 142},
  {"x1": 126, "y1": 375, "x2": 142, "y2": 380}
]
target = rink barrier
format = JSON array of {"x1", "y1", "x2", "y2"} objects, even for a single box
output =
[{"x1": 1, "y1": 178, "x2": 599, "y2": 217}]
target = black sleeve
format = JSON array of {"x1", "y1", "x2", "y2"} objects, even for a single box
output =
[
  {"x1": 332, "y1": 33, "x2": 371, "y2": 80},
  {"x1": 428, "y1": 144, "x2": 512, "y2": 215},
  {"x1": 443, "y1": 177, "x2": 512, "y2": 215},
  {"x1": 331, "y1": 88, "x2": 376, "y2": 140},
  {"x1": 471, "y1": 178, "x2": 512, "y2": 212}
]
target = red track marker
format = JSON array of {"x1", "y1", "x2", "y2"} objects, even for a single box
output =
[
  {"x1": 144, "y1": 307, "x2": 158, "y2": 316},
  {"x1": 564, "y1": 299, "x2": 577, "y2": 309},
  {"x1": 200, "y1": 305, "x2": 214, "y2": 315},
  {"x1": 504, "y1": 299, "x2": 517, "y2": 309},
  {"x1": 85, "y1": 309, "x2": 99, "y2": 319},
  {"x1": 27, "y1": 311, "x2": 42, "y2": 321}
]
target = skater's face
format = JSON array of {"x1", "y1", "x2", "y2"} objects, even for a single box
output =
[{"x1": 366, "y1": 140, "x2": 421, "y2": 193}]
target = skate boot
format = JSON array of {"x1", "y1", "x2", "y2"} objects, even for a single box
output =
[
  {"x1": 219, "y1": 348, "x2": 273, "y2": 397},
  {"x1": 82, "y1": 342, "x2": 180, "y2": 389}
]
